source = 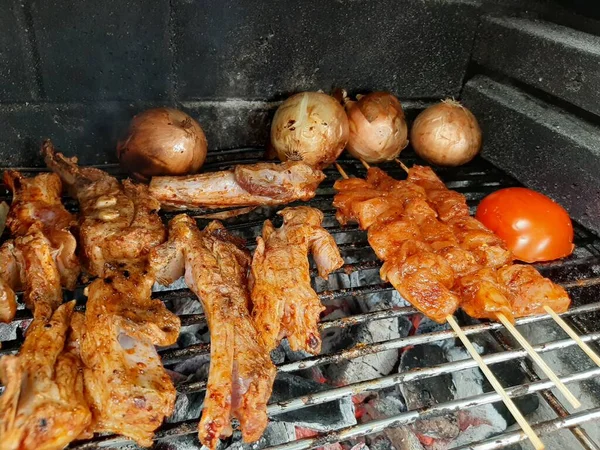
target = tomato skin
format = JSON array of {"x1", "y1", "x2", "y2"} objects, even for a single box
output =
[{"x1": 475, "y1": 187, "x2": 574, "y2": 263}]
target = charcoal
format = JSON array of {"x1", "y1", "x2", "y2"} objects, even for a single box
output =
[
  {"x1": 270, "y1": 346, "x2": 286, "y2": 365},
  {"x1": 224, "y1": 421, "x2": 296, "y2": 450},
  {"x1": 270, "y1": 372, "x2": 356, "y2": 432},
  {"x1": 173, "y1": 354, "x2": 211, "y2": 379},
  {"x1": 462, "y1": 331, "x2": 540, "y2": 426},
  {"x1": 167, "y1": 392, "x2": 204, "y2": 423},
  {"x1": 358, "y1": 290, "x2": 409, "y2": 312},
  {"x1": 363, "y1": 396, "x2": 424, "y2": 450},
  {"x1": 326, "y1": 316, "x2": 408, "y2": 385},
  {"x1": 399, "y1": 345, "x2": 459, "y2": 440},
  {"x1": 280, "y1": 339, "x2": 326, "y2": 382},
  {"x1": 0, "y1": 321, "x2": 20, "y2": 341}
]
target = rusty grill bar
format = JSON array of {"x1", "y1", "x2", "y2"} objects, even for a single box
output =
[{"x1": 1, "y1": 148, "x2": 600, "y2": 450}]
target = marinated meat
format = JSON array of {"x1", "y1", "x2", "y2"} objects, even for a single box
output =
[
  {"x1": 499, "y1": 265, "x2": 571, "y2": 317},
  {"x1": 250, "y1": 207, "x2": 344, "y2": 354},
  {"x1": 0, "y1": 301, "x2": 91, "y2": 450},
  {"x1": 150, "y1": 216, "x2": 276, "y2": 450},
  {"x1": 79, "y1": 271, "x2": 179, "y2": 447},
  {"x1": 43, "y1": 140, "x2": 165, "y2": 277},
  {"x1": 0, "y1": 169, "x2": 79, "y2": 323},
  {"x1": 149, "y1": 161, "x2": 325, "y2": 210}
]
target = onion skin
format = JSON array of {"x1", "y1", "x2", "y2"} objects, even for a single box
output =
[
  {"x1": 117, "y1": 108, "x2": 208, "y2": 178},
  {"x1": 410, "y1": 99, "x2": 481, "y2": 167},
  {"x1": 270, "y1": 92, "x2": 349, "y2": 169},
  {"x1": 345, "y1": 92, "x2": 408, "y2": 163}
]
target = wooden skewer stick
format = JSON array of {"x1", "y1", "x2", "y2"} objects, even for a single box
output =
[
  {"x1": 496, "y1": 313, "x2": 581, "y2": 408},
  {"x1": 395, "y1": 158, "x2": 410, "y2": 174},
  {"x1": 334, "y1": 161, "x2": 544, "y2": 449},
  {"x1": 334, "y1": 162, "x2": 349, "y2": 180},
  {"x1": 394, "y1": 157, "x2": 600, "y2": 371},
  {"x1": 359, "y1": 158, "x2": 370, "y2": 170},
  {"x1": 543, "y1": 305, "x2": 600, "y2": 367},
  {"x1": 447, "y1": 315, "x2": 545, "y2": 450}
]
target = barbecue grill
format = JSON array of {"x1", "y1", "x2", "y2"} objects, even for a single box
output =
[{"x1": 1, "y1": 1, "x2": 600, "y2": 449}]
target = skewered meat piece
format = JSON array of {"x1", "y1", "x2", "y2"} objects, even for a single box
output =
[
  {"x1": 78, "y1": 270, "x2": 179, "y2": 447},
  {"x1": 334, "y1": 168, "x2": 511, "y2": 323},
  {"x1": 148, "y1": 161, "x2": 325, "y2": 210},
  {"x1": 406, "y1": 165, "x2": 571, "y2": 316},
  {"x1": 250, "y1": 206, "x2": 344, "y2": 354},
  {"x1": 0, "y1": 301, "x2": 91, "y2": 450},
  {"x1": 499, "y1": 265, "x2": 570, "y2": 317},
  {"x1": 150, "y1": 216, "x2": 276, "y2": 450},
  {"x1": 43, "y1": 140, "x2": 165, "y2": 277}
]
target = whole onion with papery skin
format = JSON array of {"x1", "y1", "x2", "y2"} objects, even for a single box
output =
[
  {"x1": 270, "y1": 92, "x2": 349, "y2": 169},
  {"x1": 411, "y1": 99, "x2": 481, "y2": 167},
  {"x1": 117, "y1": 108, "x2": 207, "y2": 179},
  {"x1": 344, "y1": 92, "x2": 408, "y2": 163}
]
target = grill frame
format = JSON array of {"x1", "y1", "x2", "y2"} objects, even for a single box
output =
[{"x1": 1, "y1": 148, "x2": 600, "y2": 450}]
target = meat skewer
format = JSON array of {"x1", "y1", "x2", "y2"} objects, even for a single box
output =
[
  {"x1": 250, "y1": 206, "x2": 344, "y2": 355},
  {"x1": 44, "y1": 141, "x2": 180, "y2": 447},
  {"x1": 396, "y1": 159, "x2": 600, "y2": 368},
  {"x1": 334, "y1": 163, "x2": 545, "y2": 449},
  {"x1": 149, "y1": 216, "x2": 276, "y2": 450},
  {"x1": 149, "y1": 161, "x2": 326, "y2": 210},
  {"x1": 346, "y1": 159, "x2": 580, "y2": 409}
]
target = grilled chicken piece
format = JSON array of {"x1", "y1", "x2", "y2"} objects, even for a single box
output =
[
  {"x1": 79, "y1": 270, "x2": 179, "y2": 447},
  {"x1": 4, "y1": 170, "x2": 79, "y2": 289},
  {"x1": 0, "y1": 301, "x2": 92, "y2": 450},
  {"x1": 250, "y1": 207, "x2": 344, "y2": 354},
  {"x1": 0, "y1": 169, "x2": 79, "y2": 322},
  {"x1": 43, "y1": 140, "x2": 165, "y2": 277},
  {"x1": 380, "y1": 242, "x2": 460, "y2": 324},
  {"x1": 457, "y1": 268, "x2": 515, "y2": 322},
  {"x1": 499, "y1": 265, "x2": 570, "y2": 317},
  {"x1": 0, "y1": 242, "x2": 20, "y2": 323},
  {"x1": 15, "y1": 231, "x2": 63, "y2": 320},
  {"x1": 148, "y1": 161, "x2": 325, "y2": 210},
  {"x1": 3, "y1": 171, "x2": 75, "y2": 236},
  {"x1": 150, "y1": 216, "x2": 276, "y2": 450}
]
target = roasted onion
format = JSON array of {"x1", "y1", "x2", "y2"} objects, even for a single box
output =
[
  {"x1": 411, "y1": 99, "x2": 481, "y2": 167},
  {"x1": 270, "y1": 92, "x2": 349, "y2": 169},
  {"x1": 344, "y1": 92, "x2": 408, "y2": 163},
  {"x1": 117, "y1": 108, "x2": 207, "y2": 179}
]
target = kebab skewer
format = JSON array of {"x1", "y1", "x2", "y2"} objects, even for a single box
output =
[
  {"x1": 334, "y1": 163, "x2": 548, "y2": 449},
  {"x1": 340, "y1": 160, "x2": 580, "y2": 408},
  {"x1": 399, "y1": 159, "x2": 600, "y2": 368}
]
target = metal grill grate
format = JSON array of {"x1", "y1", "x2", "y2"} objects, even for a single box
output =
[{"x1": 1, "y1": 148, "x2": 600, "y2": 450}]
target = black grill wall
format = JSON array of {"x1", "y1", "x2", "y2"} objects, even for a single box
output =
[{"x1": 1, "y1": 0, "x2": 599, "y2": 231}]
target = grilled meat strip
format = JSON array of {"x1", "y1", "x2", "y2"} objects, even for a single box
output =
[
  {"x1": 78, "y1": 271, "x2": 179, "y2": 447},
  {"x1": 406, "y1": 165, "x2": 570, "y2": 317},
  {"x1": 150, "y1": 216, "x2": 276, "y2": 450},
  {"x1": 44, "y1": 140, "x2": 179, "y2": 446},
  {"x1": 43, "y1": 140, "x2": 165, "y2": 277},
  {"x1": 250, "y1": 206, "x2": 344, "y2": 354},
  {"x1": 0, "y1": 170, "x2": 79, "y2": 323},
  {"x1": 0, "y1": 301, "x2": 91, "y2": 450},
  {"x1": 148, "y1": 161, "x2": 325, "y2": 210}
]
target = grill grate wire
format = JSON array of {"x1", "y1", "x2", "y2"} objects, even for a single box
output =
[{"x1": 1, "y1": 148, "x2": 600, "y2": 449}]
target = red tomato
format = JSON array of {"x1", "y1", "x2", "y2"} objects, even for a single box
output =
[{"x1": 475, "y1": 187, "x2": 574, "y2": 263}]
